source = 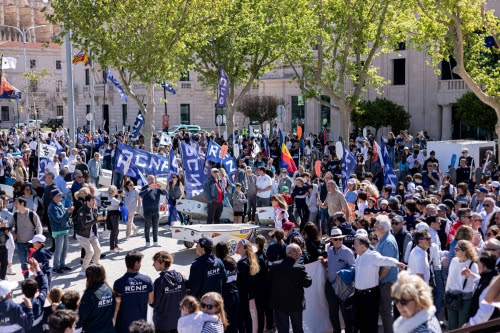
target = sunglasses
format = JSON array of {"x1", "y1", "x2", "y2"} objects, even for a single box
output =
[
  {"x1": 391, "y1": 222, "x2": 401, "y2": 225},
  {"x1": 487, "y1": 232, "x2": 494, "y2": 237},
  {"x1": 392, "y1": 297, "x2": 413, "y2": 306},
  {"x1": 369, "y1": 237, "x2": 378, "y2": 241},
  {"x1": 201, "y1": 302, "x2": 217, "y2": 310}
]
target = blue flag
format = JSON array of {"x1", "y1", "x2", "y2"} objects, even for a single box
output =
[
  {"x1": 169, "y1": 149, "x2": 179, "y2": 179},
  {"x1": 180, "y1": 142, "x2": 206, "y2": 197},
  {"x1": 50, "y1": 137, "x2": 63, "y2": 155},
  {"x1": 93, "y1": 134, "x2": 104, "y2": 149},
  {"x1": 114, "y1": 143, "x2": 170, "y2": 178},
  {"x1": 279, "y1": 129, "x2": 283, "y2": 146},
  {"x1": 129, "y1": 110, "x2": 144, "y2": 141},
  {"x1": 161, "y1": 82, "x2": 176, "y2": 95},
  {"x1": 216, "y1": 66, "x2": 230, "y2": 108},
  {"x1": 206, "y1": 140, "x2": 223, "y2": 163},
  {"x1": 341, "y1": 142, "x2": 357, "y2": 190},
  {"x1": 381, "y1": 140, "x2": 398, "y2": 193},
  {"x1": 105, "y1": 71, "x2": 128, "y2": 102},
  {"x1": 262, "y1": 135, "x2": 270, "y2": 157}
]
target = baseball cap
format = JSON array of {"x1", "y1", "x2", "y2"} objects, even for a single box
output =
[
  {"x1": 195, "y1": 236, "x2": 213, "y2": 250},
  {"x1": 0, "y1": 280, "x2": 17, "y2": 297},
  {"x1": 491, "y1": 181, "x2": 500, "y2": 188},
  {"x1": 476, "y1": 186, "x2": 488, "y2": 194},
  {"x1": 211, "y1": 168, "x2": 219, "y2": 173},
  {"x1": 416, "y1": 185, "x2": 424, "y2": 192},
  {"x1": 388, "y1": 197, "x2": 399, "y2": 206},
  {"x1": 282, "y1": 221, "x2": 295, "y2": 231},
  {"x1": 437, "y1": 204, "x2": 447, "y2": 212},
  {"x1": 347, "y1": 179, "x2": 356, "y2": 185},
  {"x1": 28, "y1": 234, "x2": 46, "y2": 243},
  {"x1": 462, "y1": 148, "x2": 469, "y2": 152},
  {"x1": 392, "y1": 215, "x2": 404, "y2": 224},
  {"x1": 332, "y1": 212, "x2": 345, "y2": 220},
  {"x1": 281, "y1": 186, "x2": 289, "y2": 193},
  {"x1": 50, "y1": 189, "x2": 63, "y2": 199},
  {"x1": 380, "y1": 199, "x2": 389, "y2": 205}
]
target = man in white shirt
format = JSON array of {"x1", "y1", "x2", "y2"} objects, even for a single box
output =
[
  {"x1": 255, "y1": 167, "x2": 272, "y2": 207},
  {"x1": 407, "y1": 229, "x2": 431, "y2": 283},
  {"x1": 353, "y1": 236, "x2": 405, "y2": 333},
  {"x1": 67, "y1": 148, "x2": 79, "y2": 176},
  {"x1": 480, "y1": 197, "x2": 499, "y2": 233}
]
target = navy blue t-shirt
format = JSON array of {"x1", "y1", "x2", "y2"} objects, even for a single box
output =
[{"x1": 113, "y1": 272, "x2": 154, "y2": 333}]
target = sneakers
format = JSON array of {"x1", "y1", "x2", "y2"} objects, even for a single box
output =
[
  {"x1": 116, "y1": 246, "x2": 123, "y2": 251},
  {"x1": 53, "y1": 268, "x2": 63, "y2": 274},
  {"x1": 61, "y1": 266, "x2": 72, "y2": 271},
  {"x1": 132, "y1": 228, "x2": 139, "y2": 237},
  {"x1": 146, "y1": 242, "x2": 151, "y2": 247},
  {"x1": 153, "y1": 242, "x2": 159, "y2": 247},
  {"x1": 78, "y1": 271, "x2": 86, "y2": 277},
  {"x1": 125, "y1": 236, "x2": 130, "y2": 241},
  {"x1": 6, "y1": 267, "x2": 15, "y2": 275},
  {"x1": 110, "y1": 249, "x2": 120, "y2": 253}
]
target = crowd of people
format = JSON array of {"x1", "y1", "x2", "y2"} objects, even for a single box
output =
[{"x1": 1, "y1": 123, "x2": 500, "y2": 332}]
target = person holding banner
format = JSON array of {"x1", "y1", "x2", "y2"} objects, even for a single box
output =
[{"x1": 139, "y1": 175, "x2": 167, "y2": 247}]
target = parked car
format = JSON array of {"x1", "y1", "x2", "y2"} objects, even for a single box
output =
[
  {"x1": 44, "y1": 116, "x2": 64, "y2": 128},
  {"x1": 15, "y1": 120, "x2": 43, "y2": 129},
  {"x1": 167, "y1": 124, "x2": 209, "y2": 138}
]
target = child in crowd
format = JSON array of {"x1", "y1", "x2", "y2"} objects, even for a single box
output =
[
  {"x1": 42, "y1": 287, "x2": 66, "y2": 331},
  {"x1": 61, "y1": 290, "x2": 81, "y2": 311},
  {"x1": 29, "y1": 234, "x2": 53, "y2": 287},
  {"x1": 177, "y1": 295, "x2": 219, "y2": 333},
  {"x1": 363, "y1": 197, "x2": 379, "y2": 215},
  {"x1": 232, "y1": 183, "x2": 247, "y2": 224}
]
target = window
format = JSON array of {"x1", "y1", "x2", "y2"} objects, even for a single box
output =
[
  {"x1": 55, "y1": 60, "x2": 62, "y2": 70},
  {"x1": 441, "y1": 57, "x2": 461, "y2": 80},
  {"x1": 85, "y1": 69, "x2": 90, "y2": 86},
  {"x1": 56, "y1": 105, "x2": 63, "y2": 117},
  {"x1": 122, "y1": 104, "x2": 127, "y2": 126},
  {"x1": 320, "y1": 95, "x2": 330, "y2": 132},
  {"x1": 1, "y1": 106, "x2": 9, "y2": 121},
  {"x1": 395, "y1": 42, "x2": 406, "y2": 51},
  {"x1": 180, "y1": 72, "x2": 190, "y2": 81},
  {"x1": 56, "y1": 80, "x2": 63, "y2": 93},
  {"x1": 180, "y1": 104, "x2": 190, "y2": 125},
  {"x1": 291, "y1": 96, "x2": 305, "y2": 131},
  {"x1": 29, "y1": 59, "x2": 36, "y2": 69},
  {"x1": 215, "y1": 105, "x2": 226, "y2": 126},
  {"x1": 86, "y1": 105, "x2": 91, "y2": 126},
  {"x1": 393, "y1": 59, "x2": 406, "y2": 85}
]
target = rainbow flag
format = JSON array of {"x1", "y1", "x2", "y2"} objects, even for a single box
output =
[
  {"x1": 72, "y1": 51, "x2": 89, "y2": 66},
  {"x1": 280, "y1": 143, "x2": 297, "y2": 173}
]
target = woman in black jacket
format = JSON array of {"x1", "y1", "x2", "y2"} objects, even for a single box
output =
[
  {"x1": 254, "y1": 235, "x2": 273, "y2": 333},
  {"x1": 215, "y1": 242, "x2": 239, "y2": 333},
  {"x1": 266, "y1": 229, "x2": 287, "y2": 265},
  {"x1": 302, "y1": 222, "x2": 325, "y2": 263},
  {"x1": 236, "y1": 239, "x2": 260, "y2": 333},
  {"x1": 77, "y1": 264, "x2": 115, "y2": 332}
]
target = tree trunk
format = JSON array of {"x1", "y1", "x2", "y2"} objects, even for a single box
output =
[
  {"x1": 143, "y1": 82, "x2": 156, "y2": 152},
  {"x1": 339, "y1": 105, "x2": 351, "y2": 143},
  {"x1": 496, "y1": 111, "x2": 500, "y2": 164},
  {"x1": 227, "y1": 102, "x2": 235, "y2": 142}
]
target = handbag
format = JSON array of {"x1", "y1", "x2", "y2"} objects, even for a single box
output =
[{"x1": 445, "y1": 261, "x2": 473, "y2": 311}]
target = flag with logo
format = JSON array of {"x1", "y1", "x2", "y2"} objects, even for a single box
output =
[
  {"x1": 180, "y1": 142, "x2": 206, "y2": 197},
  {"x1": 72, "y1": 51, "x2": 89, "y2": 66},
  {"x1": 129, "y1": 110, "x2": 144, "y2": 141},
  {"x1": 160, "y1": 132, "x2": 171, "y2": 146},
  {"x1": 0, "y1": 76, "x2": 21, "y2": 99},
  {"x1": 381, "y1": 140, "x2": 398, "y2": 193},
  {"x1": 105, "y1": 71, "x2": 128, "y2": 102},
  {"x1": 1, "y1": 57, "x2": 16, "y2": 69},
  {"x1": 341, "y1": 142, "x2": 357, "y2": 190},
  {"x1": 160, "y1": 81, "x2": 176, "y2": 95},
  {"x1": 216, "y1": 66, "x2": 230, "y2": 107}
]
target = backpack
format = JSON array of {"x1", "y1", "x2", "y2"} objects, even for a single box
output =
[{"x1": 13, "y1": 210, "x2": 37, "y2": 231}]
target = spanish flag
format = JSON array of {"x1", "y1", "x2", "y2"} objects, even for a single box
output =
[
  {"x1": 281, "y1": 143, "x2": 297, "y2": 173},
  {"x1": 72, "y1": 51, "x2": 89, "y2": 66}
]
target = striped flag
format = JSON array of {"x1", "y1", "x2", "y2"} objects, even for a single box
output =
[{"x1": 72, "y1": 51, "x2": 89, "y2": 66}]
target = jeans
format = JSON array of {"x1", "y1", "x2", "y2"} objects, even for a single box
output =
[
  {"x1": 0, "y1": 246, "x2": 7, "y2": 280},
  {"x1": 112, "y1": 172, "x2": 123, "y2": 188},
  {"x1": 207, "y1": 202, "x2": 223, "y2": 224},
  {"x1": 247, "y1": 195, "x2": 257, "y2": 221},
  {"x1": 144, "y1": 211, "x2": 159, "y2": 243},
  {"x1": 325, "y1": 280, "x2": 352, "y2": 333},
  {"x1": 447, "y1": 297, "x2": 472, "y2": 330},
  {"x1": 274, "y1": 310, "x2": 303, "y2": 333},
  {"x1": 319, "y1": 208, "x2": 329, "y2": 235},
  {"x1": 16, "y1": 242, "x2": 29, "y2": 278},
  {"x1": 433, "y1": 270, "x2": 444, "y2": 318},
  {"x1": 379, "y1": 282, "x2": 394, "y2": 333},
  {"x1": 53, "y1": 233, "x2": 68, "y2": 270},
  {"x1": 90, "y1": 176, "x2": 99, "y2": 187},
  {"x1": 108, "y1": 211, "x2": 120, "y2": 249}
]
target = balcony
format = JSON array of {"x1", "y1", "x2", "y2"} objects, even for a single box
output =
[
  {"x1": 180, "y1": 82, "x2": 192, "y2": 90},
  {"x1": 437, "y1": 79, "x2": 470, "y2": 105},
  {"x1": 260, "y1": 71, "x2": 296, "y2": 81},
  {"x1": 31, "y1": 91, "x2": 48, "y2": 99}
]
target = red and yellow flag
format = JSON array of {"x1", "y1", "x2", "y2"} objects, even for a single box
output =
[
  {"x1": 72, "y1": 51, "x2": 89, "y2": 66},
  {"x1": 281, "y1": 143, "x2": 297, "y2": 173}
]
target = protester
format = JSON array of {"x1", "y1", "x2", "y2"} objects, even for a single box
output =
[
  {"x1": 47, "y1": 189, "x2": 74, "y2": 274},
  {"x1": 139, "y1": 175, "x2": 167, "y2": 246}
]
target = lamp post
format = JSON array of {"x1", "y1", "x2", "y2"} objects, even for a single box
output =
[{"x1": 0, "y1": 24, "x2": 46, "y2": 123}]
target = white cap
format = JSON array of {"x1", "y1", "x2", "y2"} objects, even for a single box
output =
[
  {"x1": 347, "y1": 179, "x2": 356, "y2": 185},
  {"x1": 28, "y1": 234, "x2": 46, "y2": 243},
  {"x1": 415, "y1": 222, "x2": 429, "y2": 231},
  {"x1": 380, "y1": 199, "x2": 389, "y2": 205},
  {"x1": 0, "y1": 280, "x2": 17, "y2": 297},
  {"x1": 355, "y1": 229, "x2": 368, "y2": 237},
  {"x1": 211, "y1": 168, "x2": 219, "y2": 173},
  {"x1": 491, "y1": 181, "x2": 500, "y2": 188}
]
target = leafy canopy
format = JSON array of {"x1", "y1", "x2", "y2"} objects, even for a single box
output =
[
  {"x1": 351, "y1": 97, "x2": 411, "y2": 134},
  {"x1": 454, "y1": 91, "x2": 496, "y2": 133}
]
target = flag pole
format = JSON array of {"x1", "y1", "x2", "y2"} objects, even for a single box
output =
[
  {"x1": 65, "y1": 30, "x2": 75, "y2": 148},
  {"x1": 90, "y1": 51, "x2": 96, "y2": 136}
]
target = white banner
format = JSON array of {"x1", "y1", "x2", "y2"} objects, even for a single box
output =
[
  {"x1": 303, "y1": 261, "x2": 333, "y2": 333},
  {"x1": 39, "y1": 143, "x2": 57, "y2": 160}
]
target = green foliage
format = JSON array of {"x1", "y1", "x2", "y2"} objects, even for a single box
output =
[
  {"x1": 237, "y1": 95, "x2": 284, "y2": 129},
  {"x1": 351, "y1": 98, "x2": 410, "y2": 134},
  {"x1": 454, "y1": 92, "x2": 496, "y2": 133}
]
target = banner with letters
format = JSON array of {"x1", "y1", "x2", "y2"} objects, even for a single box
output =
[
  {"x1": 129, "y1": 110, "x2": 144, "y2": 141},
  {"x1": 180, "y1": 142, "x2": 206, "y2": 198},
  {"x1": 206, "y1": 140, "x2": 236, "y2": 182},
  {"x1": 114, "y1": 143, "x2": 170, "y2": 178}
]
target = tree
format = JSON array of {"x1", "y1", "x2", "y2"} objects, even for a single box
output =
[
  {"x1": 23, "y1": 68, "x2": 52, "y2": 120},
  {"x1": 351, "y1": 97, "x2": 411, "y2": 137},
  {"x1": 412, "y1": 0, "x2": 500, "y2": 157},
  {"x1": 46, "y1": 0, "x2": 224, "y2": 151},
  {"x1": 454, "y1": 92, "x2": 496, "y2": 138},
  {"x1": 194, "y1": 0, "x2": 296, "y2": 140},
  {"x1": 280, "y1": 0, "x2": 414, "y2": 142},
  {"x1": 237, "y1": 95, "x2": 284, "y2": 132}
]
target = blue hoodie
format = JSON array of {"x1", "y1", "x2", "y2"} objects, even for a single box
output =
[
  {"x1": 188, "y1": 253, "x2": 227, "y2": 299},
  {"x1": 0, "y1": 299, "x2": 34, "y2": 333},
  {"x1": 22, "y1": 272, "x2": 48, "y2": 333},
  {"x1": 152, "y1": 270, "x2": 186, "y2": 332}
]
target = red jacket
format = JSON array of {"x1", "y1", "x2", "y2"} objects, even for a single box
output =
[{"x1": 447, "y1": 220, "x2": 463, "y2": 245}]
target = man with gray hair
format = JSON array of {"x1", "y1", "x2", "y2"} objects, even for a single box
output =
[
  {"x1": 269, "y1": 243, "x2": 312, "y2": 333},
  {"x1": 87, "y1": 152, "x2": 103, "y2": 186},
  {"x1": 373, "y1": 215, "x2": 399, "y2": 333},
  {"x1": 483, "y1": 238, "x2": 500, "y2": 272},
  {"x1": 324, "y1": 180, "x2": 348, "y2": 236},
  {"x1": 480, "y1": 197, "x2": 499, "y2": 233}
]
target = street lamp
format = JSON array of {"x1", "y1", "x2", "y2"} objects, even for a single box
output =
[{"x1": 0, "y1": 24, "x2": 46, "y2": 123}]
